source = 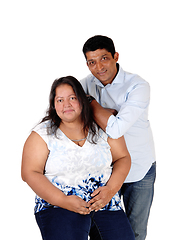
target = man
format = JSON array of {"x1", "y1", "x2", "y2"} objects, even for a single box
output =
[{"x1": 80, "y1": 35, "x2": 156, "y2": 240}]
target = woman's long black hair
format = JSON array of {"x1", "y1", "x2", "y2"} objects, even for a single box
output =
[{"x1": 40, "y1": 76, "x2": 98, "y2": 143}]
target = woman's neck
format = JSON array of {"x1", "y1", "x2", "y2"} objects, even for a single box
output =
[{"x1": 59, "y1": 121, "x2": 88, "y2": 146}]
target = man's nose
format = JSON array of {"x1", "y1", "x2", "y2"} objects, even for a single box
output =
[{"x1": 96, "y1": 61, "x2": 103, "y2": 71}]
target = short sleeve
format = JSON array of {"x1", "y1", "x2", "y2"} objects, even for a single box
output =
[{"x1": 32, "y1": 121, "x2": 50, "y2": 147}]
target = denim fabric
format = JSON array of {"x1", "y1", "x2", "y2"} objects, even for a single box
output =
[
  {"x1": 90, "y1": 162, "x2": 156, "y2": 240},
  {"x1": 35, "y1": 208, "x2": 135, "y2": 240},
  {"x1": 35, "y1": 207, "x2": 91, "y2": 240},
  {"x1": 89, "y1": 210, "x2": 135, "y2": 240},
  {"x1": 120, "y1": 162, "x2": 156, "y2": 240}
]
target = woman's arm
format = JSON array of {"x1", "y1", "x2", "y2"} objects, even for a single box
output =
[
  {"x1": 88, "y1": 136, "x2": 131, "y2": 212},
  {"x1": 21, "y1": 131, "x2": 90, "y2": 214},
  {"x1": 106, "y1": 136, "x2": 131, "y2": 194}
]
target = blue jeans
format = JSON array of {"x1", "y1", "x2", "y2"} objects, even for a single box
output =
[
  {"x1": 120, "y1": 162, "x2": 156, "y2": 240},
  {"x1": 35, "y1": 208, "x2": 135, "y2": 240},
  {"x1": 90, "y1": 162, "x2": 156, "y2": 240}
]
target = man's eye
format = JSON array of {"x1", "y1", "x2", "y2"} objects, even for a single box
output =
[
  {"x1": 88, "y1": 61, "x2": 95, "y2": 66},
  {"x1": 102, "y1": 57, "x2": 108, "y2": 61}
]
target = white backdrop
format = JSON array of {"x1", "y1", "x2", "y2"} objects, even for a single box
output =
[{"x1": 1, "y1": 1, "x2": 176, "y2": 239}]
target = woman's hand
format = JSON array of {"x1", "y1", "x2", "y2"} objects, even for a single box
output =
[
  {"x1": 64, "y1": 195, "x2": 91, "y2": 215},
  {"x1": 88, "y1": 186, "x2": 114, "y2": 212}
]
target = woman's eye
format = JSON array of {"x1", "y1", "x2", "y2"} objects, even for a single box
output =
[{"x1": 70, "y1": 97, "x2": 77, "y2": 100}]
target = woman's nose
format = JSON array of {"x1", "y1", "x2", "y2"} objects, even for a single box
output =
[{"x1": 64, "y1": 99, "x2": 71, "y2": 107}]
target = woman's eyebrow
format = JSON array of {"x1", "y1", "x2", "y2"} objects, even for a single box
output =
[{"x1": 55, "y1": 94, "x2": 76, "y2": 99}]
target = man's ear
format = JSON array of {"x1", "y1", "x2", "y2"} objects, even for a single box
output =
[{"x1": 114, "y1": 52, "x2": 119, "y2": 62}]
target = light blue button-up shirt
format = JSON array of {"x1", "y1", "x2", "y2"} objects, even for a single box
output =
[{"x1": 80, "y1": 65, "x2": 156, "y2": 182}]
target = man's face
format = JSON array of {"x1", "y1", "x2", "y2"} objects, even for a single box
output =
[{"x1": 86, "y1": 49, "x2": 119, "y2": 86}]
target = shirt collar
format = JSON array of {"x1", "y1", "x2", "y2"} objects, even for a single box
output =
[{"x1": 112, "y1": 64, "x2": 124, "y2": 84}]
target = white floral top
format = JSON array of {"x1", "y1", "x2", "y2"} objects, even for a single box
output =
[{"x1": 33, "y1": 121, "x2": 122, "y2": 213}]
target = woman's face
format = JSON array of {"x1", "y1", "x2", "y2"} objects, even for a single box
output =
[{"x1": 54, "y1": 84, "x2": 82, "y2": 124}]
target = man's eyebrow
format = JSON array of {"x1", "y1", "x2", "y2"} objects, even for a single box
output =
[
  {"x1": 87, "y1": 54, "x2": 108, "y2": 62},
  {"x1": 87, "y1": 58, "x2": 95, "y2": 63},
  {"x1": 102, "y1": 54, "x2": 108, "y2": 57}
]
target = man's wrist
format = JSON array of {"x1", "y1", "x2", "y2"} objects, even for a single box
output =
[{"x1": 87, "y1": 95, "x2": 95, "y2": 104}]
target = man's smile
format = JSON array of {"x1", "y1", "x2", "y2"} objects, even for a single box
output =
[{"x1": 97, "y1": 70, "x2": 107, "y2": 76}]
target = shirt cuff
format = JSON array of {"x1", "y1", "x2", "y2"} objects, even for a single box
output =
[{"x1": 106, "y1": 115, "x2": 121, "y2": 139}]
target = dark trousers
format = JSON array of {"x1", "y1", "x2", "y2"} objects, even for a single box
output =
[{"x1": 35, "y1": 208, "x2": 135, "y2": 240}]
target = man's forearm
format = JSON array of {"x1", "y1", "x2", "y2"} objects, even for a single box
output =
[{"x1": 90, "y1": 100, "x2": 113, "y2": 131}]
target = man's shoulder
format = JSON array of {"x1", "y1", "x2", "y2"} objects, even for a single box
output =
[
  {"x1": 123, "y1": 68, "x2": 148, "y2": 85},
  {"x1": 80, "y1": 74, "x2": 97, "y2": 93},
  {"x1": 80, "y1": 74, "x2": 95, "y2": 84}
]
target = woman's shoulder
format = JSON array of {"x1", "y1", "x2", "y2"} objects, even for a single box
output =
[
  {"x1": 33, "y1": 120, "x2": 51, "y2": 134},
  {"x1": 97, "y1": 128, "x2": 108, "y2": 141},
  {"x1": 92, "y1": 128, "x2": 109, "y2": 146},
  {"x1": 88, "y1": 124, "x2": 108, "y2": 144},
  {"x1": 32, "y1": 120, "x2": 53, "y2": 144}
]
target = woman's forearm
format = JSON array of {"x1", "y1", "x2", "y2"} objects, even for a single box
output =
[
  {"x1": 23, "y1": 171, "x2": 66, "y2": 207},
  {"x1": 88, "y1": 155, "x2": 131, "y2": 212},
  {"x1": 23, "y1": 171, "x2": 91, "y2": 214},
  {"x1": 106, "y1": 156, "x2": 131, "y2": 195}
]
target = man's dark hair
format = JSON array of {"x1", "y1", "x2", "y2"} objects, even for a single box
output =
[{"x1": 82, "y1": 35, "x2": 116, "y2": 59}]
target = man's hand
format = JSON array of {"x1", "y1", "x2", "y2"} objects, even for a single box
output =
[
  {"x1": 88, "y1": 186, "x2": 114, "y2": 212},
  {"x1": 105, "y1": 108, "x2": 118, "y2": 116}
]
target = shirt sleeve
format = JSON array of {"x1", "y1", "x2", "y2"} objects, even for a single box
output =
[{"x1": 106, "y1": 81, "x2": 150, "y2": 139}]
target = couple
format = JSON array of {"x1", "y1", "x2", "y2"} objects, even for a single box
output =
[{"x1": 21, "y1": 35, "x2": 156, "y2": 240}]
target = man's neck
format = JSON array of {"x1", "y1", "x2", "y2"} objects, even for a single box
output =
[{"x1": 103, "y1": 63, "x2": 119, "y2": 86}]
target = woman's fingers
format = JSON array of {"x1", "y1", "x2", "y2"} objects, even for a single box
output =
[{"x1": 88, "y1": 186, "x2": 114, "y2": 212}]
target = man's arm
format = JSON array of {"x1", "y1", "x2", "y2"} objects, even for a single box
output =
[
  {"x1": 90, "y1": 81, "x2": 150, "y2": 139},
  {"x1": 104, "y1": 108, "x2": 118, "y2": 116},
  {"x1": 90, "y1": 100, "x2": 113, "y2": 131}
]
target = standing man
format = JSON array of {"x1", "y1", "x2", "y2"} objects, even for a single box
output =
[{"x1": 80, "y1": 35, "x2": 156, "y2": 240}]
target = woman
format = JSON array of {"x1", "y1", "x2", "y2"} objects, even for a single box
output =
[{"x1": 21, "y1": 76, "x2": 135, "y2": 240}]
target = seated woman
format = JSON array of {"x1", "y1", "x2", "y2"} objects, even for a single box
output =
[{"x1": 21, "y1": 76, "x2": 135, "y2": 240}]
